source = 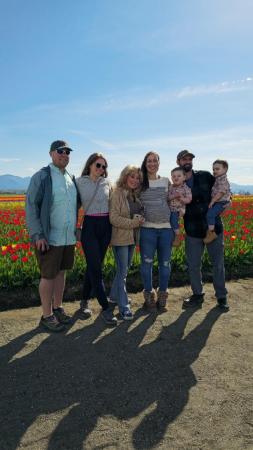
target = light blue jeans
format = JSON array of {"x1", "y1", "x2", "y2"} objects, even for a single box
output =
[
  {"x1": 140, "y1": 227, "x2": 174, "y2": 292},
  {"x1": 110, "y1": 245, "x2": 135, "y2": 313}
]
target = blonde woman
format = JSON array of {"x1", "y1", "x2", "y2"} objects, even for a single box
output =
[{"x1": 109, "y1": 165, "x2": 144, "y2": 320}]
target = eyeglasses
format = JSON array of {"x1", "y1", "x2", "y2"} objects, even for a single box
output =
[
  {"x1": 56, "y1": 149, "x2": 71, "y2": 155},
  {"x1": 96, "y1": 162, "x2": 106, "y2": 170}
]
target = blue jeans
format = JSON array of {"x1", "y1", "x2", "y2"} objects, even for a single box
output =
[
  {"x1": 110, "y1": 245, "x2": 135, "y2": 313},
  {"x1": 206, "y1": 201, "x2": 228, "y2": 226},
  {"x1": 140, "y1": 227, "x2": 174, "y2": 292},
  {"x1": 170, "y1": 211, "x2": 179, "y2": 231}
]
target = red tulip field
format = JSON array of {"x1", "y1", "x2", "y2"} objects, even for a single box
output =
[{"x1": 0, "y1": 195, "x2": 252, "y2": 289}]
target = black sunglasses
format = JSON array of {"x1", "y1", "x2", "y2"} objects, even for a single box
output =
[
  {"x1": 96, "y1": 162, "x2": 106, "y2": 170},
  {"x1": 56, "y1": 148, "x2": 71, "y2": 155}
]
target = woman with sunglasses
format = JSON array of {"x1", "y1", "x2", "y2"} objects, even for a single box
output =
[
  {"x1": 139, "y1": 151, "x2": 174, "y2": 311},
  {"x1": 109, "y1": 165, "x2": 144, "y2": 320},
  {"x1": 76, "y1": 153, "x2": 117, "y2": 326}
]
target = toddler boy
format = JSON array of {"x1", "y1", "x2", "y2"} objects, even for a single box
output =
[{"x1": 168, "y1": 167, "x2": 192, "y2": 247}]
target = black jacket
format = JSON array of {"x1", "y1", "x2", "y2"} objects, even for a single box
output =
[{"x1": 184, "y1": 170, "x2": 223, "y2": 238}]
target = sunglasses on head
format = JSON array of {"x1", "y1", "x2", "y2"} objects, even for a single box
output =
[
  {"x1": 96, "y1": 162, "x2": 106, "y2": 170},
  {"x1": 56, "y1": 148, "x2": 71, "y2": 155}
]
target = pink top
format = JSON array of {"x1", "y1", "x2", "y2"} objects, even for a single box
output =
[
  {"x1": 212, "y1": 174, "x2": 231, "y2": 202},
  {"x1": 168, "y1": 183, "x2": 192, "y2": 213}
]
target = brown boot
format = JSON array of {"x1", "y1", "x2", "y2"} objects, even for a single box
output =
[
  {"x1": 203, "y1": 229, "x2": 217, "y2": 244},
  {"x1": 172, "y1": 234, "x2": 181, "y2": 247},
  {"x1": 143, "y1": 289, "x2": 156, "y2": 311},
  {"x1": 156, "y1": 289, "x2": 169, "y2": 310}
]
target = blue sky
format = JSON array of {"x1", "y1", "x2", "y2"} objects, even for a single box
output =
[{"x1": 0, "y1": 0, "x2": 253, "y2": 184}]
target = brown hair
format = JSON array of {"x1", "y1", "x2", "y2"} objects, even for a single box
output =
[
  {"x1": 171, "y1": 166, "x2": 185, "y2": 175},
  {"x1": 81, "y1": 153, "x2": 108, "y2": 177},
  {"x1": 140, "y1": 151, "x2": 160, "y2": 190},
  {"x1": 213, "y1": 159, "x2": 229, "y2": 170}
]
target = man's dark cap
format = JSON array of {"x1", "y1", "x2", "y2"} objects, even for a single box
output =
[
  {"x1": 177, "y1": 149, "x2": 195, "y2": 160},
  {"x1": 50, "y1": 140, "x2": 73, "y2": 152}
]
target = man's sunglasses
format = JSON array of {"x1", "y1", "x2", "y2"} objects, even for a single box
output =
[
  {"x1": 96, "y1": 162, "x2": 106, "y2": 170},
  {"x1": 56, "y1": 148, "x2": 71, "y2": 155}
]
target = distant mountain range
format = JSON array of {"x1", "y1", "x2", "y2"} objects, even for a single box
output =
[
  {"x1": 0, "y1": 174, "x2": 31, "y2": 191},
  {"x1": 0, "y1": 174, "x2": 253, "y2": 194}
]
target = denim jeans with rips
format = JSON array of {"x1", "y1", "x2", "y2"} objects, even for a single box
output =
[{"x1": 140, "y1": 227, "x2": 174, "y2": 292}]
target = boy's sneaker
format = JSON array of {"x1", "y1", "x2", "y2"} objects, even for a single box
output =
[
  {"x1": 172, "y1": 235, "x2": 181, "y2": 247},
  {"x1": 53, "y1": 307, "x2": 72, "y2": 324},
  {"x1": 120, "y1": 310, "x2": 133, "y2": 321},
  {"x1": 101, "y1": 309, "x2": 117, "y2": 326},
  {"x1": 203, "y1": 230, "x2": 217, "y2": 244},
  {"x1": 79, "y1": 302, "x2": 92, "y2": 319},
  {"x1": 40, "y1": 314, "x2": 65, "y2": 332}
]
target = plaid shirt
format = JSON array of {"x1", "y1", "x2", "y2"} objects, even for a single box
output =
[{"x1": 184, "y1": 171, "x2": 223, "y2": 238}]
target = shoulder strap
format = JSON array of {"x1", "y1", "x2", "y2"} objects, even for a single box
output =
[{"x1": 85, "y1": 177, "x2": 102, "y2": 213}]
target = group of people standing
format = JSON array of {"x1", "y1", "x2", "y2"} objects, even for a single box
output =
[{"x1": 26, "y1": 140, "x2": 230, "y2": 332}]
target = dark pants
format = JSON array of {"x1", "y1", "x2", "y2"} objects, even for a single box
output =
[
  {"x1": 81, "y1": 216, "x2": 111, "y2": 310},
  {"x1": 185, "y1": 233, "x2": 227, "y2": 299}
]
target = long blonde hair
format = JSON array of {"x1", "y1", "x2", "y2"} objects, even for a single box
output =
[{"x1": 116, "y1": 165, "x2": 142, "y2": 191}]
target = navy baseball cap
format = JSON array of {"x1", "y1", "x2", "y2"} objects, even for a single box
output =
[
  {"x1": 177, "y1": 149, "x2": 195, "y2": 160},
  {"x1": 50, "y1": 140, "x2": 73, "y2": 152}
]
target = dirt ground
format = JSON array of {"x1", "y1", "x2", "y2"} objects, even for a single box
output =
[{"x1": 0, "y1": 279, "x2": 253, "y2": 450}]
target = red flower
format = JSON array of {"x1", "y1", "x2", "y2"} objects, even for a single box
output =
[
  {"x1": 11, "y1": 255, "x2": 19, "y2": 262},
  {"x1": 21, "y1": 256, "x2": 29, "y2": 263}
]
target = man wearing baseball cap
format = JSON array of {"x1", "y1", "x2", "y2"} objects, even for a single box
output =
[
  {"x1": 26, "y1": 140, "x2": 79, "y2": 331},
  {"x1": 177, "y1": 149, "x2": 229, "y2": 311}
]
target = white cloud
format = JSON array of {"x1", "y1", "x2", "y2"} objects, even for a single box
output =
[
  {"x1": 21, "y1": 77, "x2": 253, "y2": 118},
  {"x1": 0, "y1": 158, "x2": 20, "y2": 162},
  {"x1": 90, "y1": 125, "x2": 253, "y2": 185}
]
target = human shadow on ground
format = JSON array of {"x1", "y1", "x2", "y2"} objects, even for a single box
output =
[{"x1": 0, "y1": 306, "x2": 223, "y2": 450}]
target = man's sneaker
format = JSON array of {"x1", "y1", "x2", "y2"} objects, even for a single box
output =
[
  {"x1": 120, "y1": 310, "x2": 133, "y2": 321},
  {"x1": 79, "y1": 302, "x2": 92, "y2": 319},
  {"x1": 53, "y1": 307, "x2": 71, "y2": 324},
  {"x1": 203, "y1": 230, "x2": 218, "y2": 244},
  {"x1": 40, "y1": 314, "x2": 65, "y2": 332},
  {"x1": 101, "y1": 309, "x2": 117, "y2": 326},
  {"x1": 182, "y1": 294, "x2": 204, "y2": 309},
  {"x1": 217, "y1": 297, "x2": 229, "y2": 312}
]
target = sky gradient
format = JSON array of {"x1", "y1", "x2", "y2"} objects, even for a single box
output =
[{"x1": 0, "y1": 0, "x2": 253, "y2": 184}]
